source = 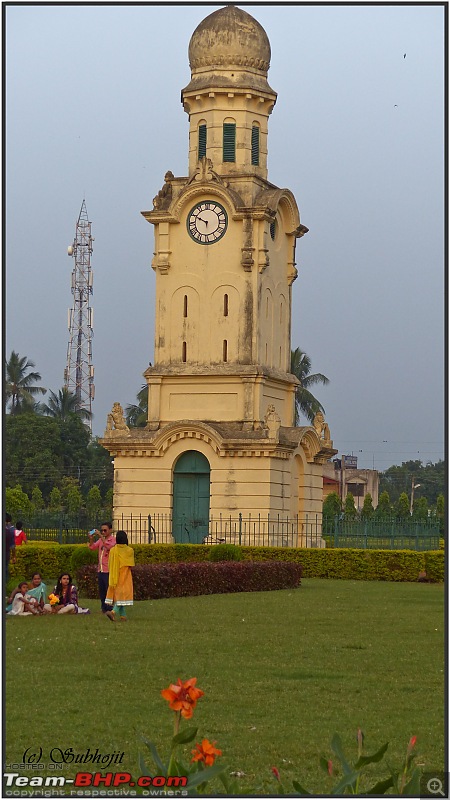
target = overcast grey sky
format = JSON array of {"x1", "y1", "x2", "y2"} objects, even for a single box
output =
[{"x1": 6, "y1": 3, "x2": 445, "y2": 472}]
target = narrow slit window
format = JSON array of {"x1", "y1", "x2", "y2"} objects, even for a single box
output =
[
  {"x1": 223, "y1": 123, "x2": 236, "y2": 162},
  {"x1": 251, "y1": 126, "x2": 260, "y2": 166},
  {"x1": 280, "y1": 302, "x2": 283, "y2": 323},
  {"x1": 223, "y1": 340, "x2": 228, "y2": 362},
  {"x1": 198, "y1": 124, "x2": 207, "y2": 159},
  {"x1": 183, "y1": 295, "x2": 188, "y2": 318},
  {"x1": 182, "y1": 342, "x2": 187, "y2": 362},
  {"x1": 224, "y1": 294, "x2": 229, "y2": 316}
]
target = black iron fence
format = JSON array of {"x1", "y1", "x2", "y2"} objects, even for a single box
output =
[
  {"x1": 145, "y1": 513, "x2": 325, "y2": 548},
  {"x1": 325, "y1": 516, "x2": 440, "y2": 551},
  {"x1": 16, "y1": 512, "x2": 440, "y2": 550}
]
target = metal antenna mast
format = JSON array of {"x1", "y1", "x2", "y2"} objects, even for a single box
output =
[{"x1": 64, "y1": 199, "x2": 95, "y2": 428}]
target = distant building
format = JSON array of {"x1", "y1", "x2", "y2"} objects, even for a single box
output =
[{"x1": 323, "y1": 457, "x2": 379, "y2": 510}]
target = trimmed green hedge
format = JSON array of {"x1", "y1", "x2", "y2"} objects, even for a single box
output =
[
  {"x1": 424, "y1": 550, "x2": 445, "y2": 582},
  {"x1": 10, "y1": 544, "x2": 81, "y2": 581},
  {"x1": 239, "y1": 546, "x2": 444, "y2": 582},
  {"x1": 10, "y1": 543, "x2": 444, "y2": 584}
]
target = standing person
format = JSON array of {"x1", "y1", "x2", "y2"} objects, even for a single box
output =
[
  {"x1": 105, "y1": 530, "x2": 134, "y2": 622},
  {"x1": 88, "y1": 523, "x2": 116, "y2": 614},
  {"x1": 5, "y1": 514, "x2": 16, "y2": 584},
  {"x1": 15, "y1": 521, "x2": 27, "y2": 546}
]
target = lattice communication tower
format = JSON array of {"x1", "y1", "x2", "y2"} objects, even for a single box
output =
[{"x1": 64, "y1": 199, "x2": 95, "y2": 428}]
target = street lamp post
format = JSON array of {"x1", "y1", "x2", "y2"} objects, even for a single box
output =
[{"x1": 410, "y1": 479, "x2": 421, "y2": 515}]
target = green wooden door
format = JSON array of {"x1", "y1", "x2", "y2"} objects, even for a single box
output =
[{"x1": 172, "y1": 451, "x2": 210, "y2": 543}]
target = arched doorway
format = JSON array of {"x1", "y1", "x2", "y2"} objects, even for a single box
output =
[{"x1": 172, "y1": 451, "x2": 211, "y2": 543}]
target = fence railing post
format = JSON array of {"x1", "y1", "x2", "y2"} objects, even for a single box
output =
[{"x1": 238, "y1": 513, "x2": 242, "y2": 546}]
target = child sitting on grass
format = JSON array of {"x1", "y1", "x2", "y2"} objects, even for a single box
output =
[{"x1": 7, "y1": 582, "x2": 40, "y2": 616}]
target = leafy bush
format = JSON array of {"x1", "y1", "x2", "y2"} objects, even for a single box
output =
[
  {"x1": 132, "y1": 543, "x2": 210, "y2": 564},
  {"x1": 424, "y1": 551, "x2": 445, "y2": 582},
  {"x1": 77, "y1": 561, "x2": 302, "y2": 600},
  {"x1": 15, "y1": 542, "x2": 444, "y2": 585},
  {"x1": 69, "y1": 544, "x2": 98, "y2": 576},
  {"x1": 10, "y1": 544, "x2": 79, "y2": 581},
  {"x1": 239, "y1": 546, "x2": 444, "y2": 583},
  {"x1": 208, "y1": 543, "x2": 242, "y2": 562},
  {"x1": 6, "y1": 484, "x2": 32, "y2": 519}
]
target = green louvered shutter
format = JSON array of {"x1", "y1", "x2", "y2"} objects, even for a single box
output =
[
  {"x1": 223, "y1": 123, "x2": 236, "y2": 162},
  {"x1": 198, "y1": 125, "x2": 207, "y2": 159},
  {"x1": 251, "y1": 126, "x2": 260, "y2": 165}
]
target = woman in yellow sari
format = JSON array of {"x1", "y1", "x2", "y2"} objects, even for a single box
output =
[{"x1": 105, "y1": 530, "x2": 134, "y2": 622}]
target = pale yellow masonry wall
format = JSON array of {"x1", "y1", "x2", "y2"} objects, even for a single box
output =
[
  {"x1": 185, "y1": 90, "x2": 273, "y2": 181},
  {"x1": 112, "y1": 438, "x2": 324, "y2": 519}
]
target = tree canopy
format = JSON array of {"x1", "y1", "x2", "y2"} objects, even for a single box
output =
[
  {"x1": 290, "y1": 348, "x2": 329, "y2": 425},
  {"x1": 42, "y1": 387, "x2": 92, "y2": 422},
  {"x1": 5, "y1": 351, "x2": 46, "y2": 414},
  {"x1": 125, "y1": 384, "x2": 148, "y2": 427},
  {"x1": 379, "y1": 460, "x2": 445, "y2": 506}
]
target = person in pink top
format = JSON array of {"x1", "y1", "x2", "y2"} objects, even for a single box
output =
[{"x1": 88, "y1": 522, "x2": 116, "y2": 613}]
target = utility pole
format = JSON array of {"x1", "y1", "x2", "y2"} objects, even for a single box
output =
[{"x1": 64, "y1": 200, "x2": 95, "y2": 429}]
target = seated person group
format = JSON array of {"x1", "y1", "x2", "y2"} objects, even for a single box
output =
[{"x1": 7, "y1": 572, "x2": 90, "y2": 615}]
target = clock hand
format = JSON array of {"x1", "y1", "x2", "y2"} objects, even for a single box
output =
[{"x1": 198, "y1": 216, "x2": 208, "y2": 225}]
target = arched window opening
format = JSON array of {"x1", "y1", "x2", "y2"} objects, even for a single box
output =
[
  {"x1": 223, "y1": 123, "x2": 236, "y2": 162},
  {"x1": 198, "y1": 124, "x2": 207, "y2": 159},
  {"x1": 251, "y1": 125, "x2": 260, "y2": 166}
]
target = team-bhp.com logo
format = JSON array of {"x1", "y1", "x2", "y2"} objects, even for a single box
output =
[{"x1": 3, "y1": 772, "x2": 188, "y2": 792}]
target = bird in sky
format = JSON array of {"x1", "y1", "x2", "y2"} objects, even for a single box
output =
[{"x1": 403, "y1": 53, "x2": 407, "y2": 58}]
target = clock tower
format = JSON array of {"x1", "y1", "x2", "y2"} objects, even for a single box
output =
[{"x1": 101, "y1": 6, "x2": 335, "y2": 544}]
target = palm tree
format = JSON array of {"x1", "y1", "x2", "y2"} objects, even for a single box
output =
[
  {"x1": 42, "y1": 387, "x2": 92, "y2": 422},
  {"x1": 5, "y1": 351, "x2": 46, "y2": 414},
  {"x1": 290, "y1": 347, "x2": 329, "y2": 425},
  {"x1": 125, "y1": 384, "x2": 148, "y2": 427}
]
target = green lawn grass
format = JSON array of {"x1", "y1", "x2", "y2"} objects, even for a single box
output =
[{"x1": 5, "y1": 579, "x2": 445, "y2": 795}]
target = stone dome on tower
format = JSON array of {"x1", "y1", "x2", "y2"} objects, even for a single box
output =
[
  {"x1": 183, "y1": 5, "x2": 275, "y2": 96},
  {"x1": 189, "y1": 5, "x2": 271, "y2": 73}
]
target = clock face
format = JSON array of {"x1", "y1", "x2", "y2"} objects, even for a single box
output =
[{"x1": 187, "y1": 202, "x2": 228, "y2": 244}]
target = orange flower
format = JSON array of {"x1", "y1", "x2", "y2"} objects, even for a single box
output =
[
  {"x1": 191, "y1": 739, "x2": 222, "y2": 766},
  {"x1": 48, "y1": 593, "x2": 60, "y2": 606},
  {"x1": 271, "y1": 767, "x2": 280, "y2": 781},
  {"x1": 161, "y1": 678, "x2": 204, "y2": 719}
]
